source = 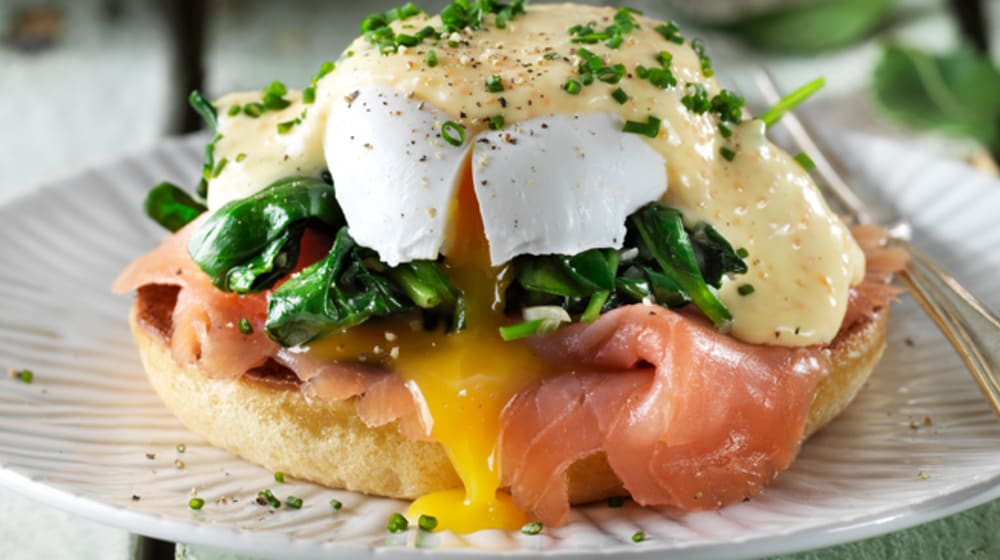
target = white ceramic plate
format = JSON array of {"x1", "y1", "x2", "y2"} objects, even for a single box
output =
[{"x1": 1, "y1": 134, "x2": 999, "y2": 559}]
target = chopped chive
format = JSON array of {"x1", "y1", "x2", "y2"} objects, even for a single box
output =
[
  {"x1": 285, "y1": 496, "x2": 303, "y2": 509},
  {"x1": 441, "y1": 120, "x2": 466, "y2": 147},
  {"x1": 274, "y1": 471, "x2": 285, "y2": 483},
  {"x1": 499, "y1": 319, "x2": 545, "y2": 341},
  {"x1": 691, "y1": 38, "x2": 714, "y2": 77},
  {"x1": 681, "y1": 83, "x2": 711, "y2": 114},
  {"x1": 632, "y1": 530, "x2": 647, "y2": 543},
  {"x1": 277, "y1": 119, "x2": 300, "y2": 134},
  {"x1": 418, "y1": 514, "x2": 438, "y2": 532},
  {"x1": 243, "y1": 102, "x2": 265, "y2": 118},
  {"x1": 736, "y1": 247, "x2": 749, "y2": 258},
  {"x1": 302, "y1": 86, "x2": 316, "y2": 104},
  {"x1": 226, "y1": 105, "x2": 241, "y2": 117},
  {"x1": 387, "y1": 512, "x2": 409, "y2": 533},
  {"x1": 611, "y1": 87, "x2": 629, "y2": 104},
  {"x1": 655, "y1": 21, "x2": 684, "y2": 44},
  {"x1": 521, "y1": 521, "x2": 543, "y2": 535},
  {"x1": 718, "y1": 123, "x2": 732, "y2": 138},
  {"x1": 395, "y1": 33, "x2": 419, "y2": 47},
  {"x1": 655, "y1": 50, "x2": 673, "y2": 67},
  {"x1": 757, "y1": 77, "x2": 825, "y2": 128},
  {"x1": 544, "y1": 51, "x2": 559, "y2": 60},
  {"x1": 257, "y1": 489, "x2": 281, "y2": 508},
  {"x1": 608, "y1": 495, "x2": 626, "y2": 508},
  {"x1": 425, "y1": 49, "x2": 438, "y2": 67},
  {"x1": 580, "y1": 72, "x2": 594, "y2": 85},
  {"x1": 720, "y1": 146, "x2": 736, "y2": 161},
  {"x1": 794, "y1": 152, "x2": 816, "y2": 171},
  {"x1": 9, "y1": 368, "x2": 33, "y2": 384},
  {"x1": 235, "y1": 152, "x2": 247, "y2": 163},
  {"x1": 238, "y1": 318, "x2": 253, "y2": 334},
  {"x1": 581, "y1": 290, "x2": 610, "y2": 323},
  {"x1": 623, "y1": 116, "x2": 661, "y2": 138},
  {"x1": 488, "y1": 114, "x2": 505, "y2": 131},
  {"x1": 738, "y1": 284, "x2": 755, "y2": 296},
  {"x1": 563, "y1": 80, "x2": 582, "y2": 95},
  {"x1": 329, "y1": 498, "x2": 343, "y2": 510},
  {"x1": 597, "y1": 63, "x2": 626, "y2": 84},
  {"x1": 189, "y1": 497, "x2": 205, "y2": 510},
  {"x1": 312, "y1": 61, "x2": 335, "y2": 85},
  {"x1": 211, "y1": 158, "x2": 228, "y2": 178},
  {"x1": 485, "y1": 75, "x2": 504, "y2": 93}
]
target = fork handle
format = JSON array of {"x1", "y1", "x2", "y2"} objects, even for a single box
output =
[{"x1": 896, "y1": 241, "x2": 1000, "y2": 415}]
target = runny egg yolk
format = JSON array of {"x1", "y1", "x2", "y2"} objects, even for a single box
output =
[{"x1": 309, "y1": 162, "x2": 550, "y2": 533}]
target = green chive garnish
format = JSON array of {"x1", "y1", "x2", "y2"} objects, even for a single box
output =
[
  {"x1": 581, "y1": 290, "x2": 610, "y2": 323},
  {"x1": 544, "y1": 51, "x2": 559, "y2": 60},
  {"x1": 632, "y1": 530, "x2": 647, "y2": 543},
  {"x1": 720, "y1": 146, "x2": 736, "y2": 161},
  {"x1": 499, "y1": 319, "x2": 545, "y2": 341},
  {"x1": 441, "y1": 120, "x2": 466, "y2": 146},
  {"x1": 794, "y1": 152, "x2": 816, "y2": 171},
  {"x1": 274, "y1": 471, "x2": 285, "y2": 483},
  {"x1": 563, "y1": 79, "x2": 582, "y2": 95},
  {"x1": 425, "y1": 49, "x2": 439, "y2": 67},
  {"x1": 226, "y1": 105, "x2": 240, "y2": 117},
  {"x1": 738, "y1": 284, "x2": 755, "y2": 296},
  {"x1": 736, "y1": 247, "x2": 749, "y2": 258},
  {"x1": 9, "y1": 369, "x2": 33, "y2": 384},
  {"x1": 277, "y1": 119, "x2": 300, "y2": 135},
  {"x1": 485, "y1": 75, "x2": 504, "y2": 93},
  {"x1": 285, "y1": 496, "x2": 303, "y2": 509},
  {"x1": 608, "y1": 496, "x2": 626, "y2": 508},
  {"x1": 611, "y1": 87, "x2": 629, "y2": 104},
  {"x1": 623, "y1": 116, "x2": 661, "y2": 138},
  {"x1": 189, "y1": 497, "x2": 205, "y2": 510},
  {"x1": 488, "y1": 115, "x2": 505, "y2": 131},
  {"x1": 718, "y1": 124, "x2": 733, "y2": 138},
  {"x1": 235, "y1": 152, "x2": 247, "y2": 163},
  {"x1": 238, "y1": 318, "x2": 253, "y2": 334},
  {"x1": 329, "y1": 498, "x2": 343, "y2": 510},
  {"x1": 654, "y1": 21, "x2": 684, "y2": 44},
  {"x1": 302, "y1": 86, "x2": 316, "y2": 104},
  {"x1": 756, "y1": 77, "x2": 825, "y2": 128},
  {"x1": 312, "y1": 61, "x2": 335, "y2": 84},
  {"x1": 243, "y1": 102, "x2": 264, "y2": 118},
  {"x1": 257, "y1": 489, "x2": 281, "y2": 508},
  {"x1": 521, "y1": 521, "x2": 543, "y2": 535},
  {"x1": 387, "y1": 512, "x2": 409, "y2": 533},
  {"x1": 418, "y1": 514, "x2": 438, "y2": 532}
]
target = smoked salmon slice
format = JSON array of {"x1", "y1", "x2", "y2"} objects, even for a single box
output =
[{"x1": 503, "y1": 306, "x2": 828, "y2": 525}]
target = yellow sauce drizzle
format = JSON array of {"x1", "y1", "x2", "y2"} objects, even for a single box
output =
[{"x1": 310, "y1": 161, "x2": 549, "y2": 532}]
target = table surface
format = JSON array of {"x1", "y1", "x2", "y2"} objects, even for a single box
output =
[{"x1": 0, "y1": 0, "x2": 997, "y2": 558}]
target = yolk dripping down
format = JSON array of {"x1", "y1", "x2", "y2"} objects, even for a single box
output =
[{"x1": 309, "y1": 162, "x2": 550, "y2": 533}]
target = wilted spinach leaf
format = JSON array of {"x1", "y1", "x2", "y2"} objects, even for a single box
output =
[
  {"x1": 144, "y1": 182, "x2": 206, "y2": 232},
  {"x1": 265, "y1": 228, "x2": 464, "y2": 347},
  {"x1": 187, "y1": 176, "x2": 344, "y2": 294}
]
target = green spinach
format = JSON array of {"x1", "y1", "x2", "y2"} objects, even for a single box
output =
[
  {"x1": 187, "y1": 176, "x2": 344, "y2": 294},
  {"x1": 265, "y1": 228, "x2": 464, "y2": 347}
]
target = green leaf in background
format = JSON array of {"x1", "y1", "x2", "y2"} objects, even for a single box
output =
[
  {"x1": 717, "y1": 0, "x2": 894, "y2": 53},
  {"x1": 873, "y1": 44, "x2": 1000, "y2": 154}
]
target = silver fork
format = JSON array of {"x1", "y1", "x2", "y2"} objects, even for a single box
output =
[{"x1": 752, "y1": 69, "x2": 1000, "y2": 416}]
